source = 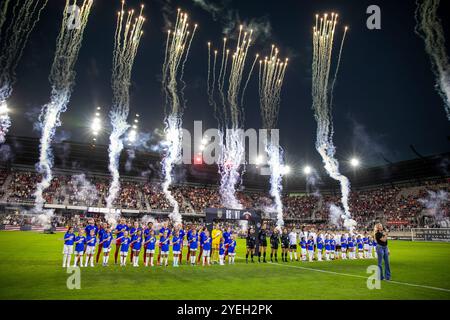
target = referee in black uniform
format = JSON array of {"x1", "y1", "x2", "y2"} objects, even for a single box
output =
[
  {"x1": 270, "y1": 228, "x2": 280, "y2": 262},
  {"x1": 258, "y1": 223, "x2": 268, "y2": 263},
  {"x1": 246, "y1": 227, "x2": 257, "y2": 263},
  {"x1": 280, "y1": 228, "x2": 290, "y2": 262}
]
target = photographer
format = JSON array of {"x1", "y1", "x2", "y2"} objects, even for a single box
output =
[{"x1": 374, "y1": 223, "x2": 391, "y2": 281}]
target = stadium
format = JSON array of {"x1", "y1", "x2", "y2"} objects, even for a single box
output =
[{"x1": 0, "y1": 0, "x2": 450, "y2": 303}]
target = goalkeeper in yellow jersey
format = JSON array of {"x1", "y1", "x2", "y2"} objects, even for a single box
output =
[{"x1": 211, "y1": 224, "x2": 223, "y2": 264}]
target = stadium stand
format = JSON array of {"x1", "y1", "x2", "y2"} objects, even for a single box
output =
[{"x1": 0, "y1": 136, "x2": 449, "y2": 230}]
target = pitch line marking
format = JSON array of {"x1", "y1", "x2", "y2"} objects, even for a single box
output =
[{"x1": 251, "y1": 259, "x2": 450, "y2": 293}]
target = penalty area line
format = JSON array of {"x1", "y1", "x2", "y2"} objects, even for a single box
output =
[{"x1": 264, "y1": 261, "x2": 450, "y2": 293}]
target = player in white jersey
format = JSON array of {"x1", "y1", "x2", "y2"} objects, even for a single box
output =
[{"x1": 288, "y1": 229, "x2": 298, "y2": 261}]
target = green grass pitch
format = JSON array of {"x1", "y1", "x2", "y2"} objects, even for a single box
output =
[{"x1": 0, "y1": 231, "x2": 449, "y2": 300}]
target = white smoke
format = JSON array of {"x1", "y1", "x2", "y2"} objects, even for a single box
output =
[
  {"x1": 0, "y1": 100, "x2": 11, "y2": 144},
  {"x1": 106, "y1": 113, "x2": 128, "y2": 209},
  {"x1": 161, "y1": 115, "x2": 183, "y2": 225},
  {"x1": 141, "y1": 215, "x2": 161, "y2": 231},
  {"x1": 415, "y1": 0, "x2": 450, "y2": 120},
  {"x1": 218, "y1": 129, "x2": 244, "y2": 210},
  {"x1": 238, "y1": 220, "x2": 248, "y2": 233},
  {"x1": 266, "y1": 142, "x2": 284, "y2": 229},
  {"x1": 70, "y1": 173, "x2": 98, "y2": 206},
  {"x1": 0, "y1": 143, "x2": 13, "y2": 162},
  {"x1": 190, "y1": 0, "x2": 273, "y2": 42},
  {"x1": 329, "y1": 203, "x2": 343, "y2": 228},
  {"x1": 125, "y1": 149, "x2": 135, "y2": 172},
  {"x1": 419, "y1": 190, "x2": 449, "y2": 221}
]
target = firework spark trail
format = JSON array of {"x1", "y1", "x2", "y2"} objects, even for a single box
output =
[
  {"x1": 329, "y1": 26, "x2": 347, "y2": 116},
  {"x1": 207, "y1": 25, "x2": 256, "y2": 209},
  {"x1": 0, "y1": 0, "x2": 48, "y2": 144},
  {"x1": 33, "y1": 0, "x2": 92, "y2": 226},
  {"x1": 312, "y1": 13, "x2": 356, "y2": 231},
  {"x1": 0, "y1": 0, "x2": 10, "y2": 38},
  {"x1": 161, "y1": 10, "x2": 197, "y2": 226},
  {"x1": 258, "y1": 45, "x2": 288, "y2": 229},
  {"x1": 415, "y1": 0, "x2": 450, "y2": 120},
  {"x1": 106, "y1": 1, "x2": 145, "y2": 225}
]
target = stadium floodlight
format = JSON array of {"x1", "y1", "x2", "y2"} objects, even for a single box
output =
[
  {"x1": 303, "y1": 165, "x2": 312, "y2": 175},
  {"x1": 282, "y1": 165, "x2": 291, "y2": 175},
  {"x1": 128, "y1": 129, "x2": 137, "y2": 143},
  {"x1": 255, "y1": 155, "x2": 263, "y2": 166},
  {"x1": 350, "y1": 157, "x2": 360, "y2": 167},
  {"x1": 91, "y1": 117, "x2": 101, "y2": 133}
]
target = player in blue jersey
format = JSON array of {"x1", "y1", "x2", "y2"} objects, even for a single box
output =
[
  {"x1": 84, "y1": 219, "x2": 98, "y2": 240},
  {"x1": 131, "y1": 229, "x2": 143, "y2": 267},
  {"x1": 349, "y1": 235, "x2": 356, "y2": 259},
  {"x1": 99, "y1": 226, "x2": 113, "y2": 266},
  {"x1": 95, "y1": 222, "x2": 108, "y2": 264},
  {"x1": 357, "y1": 235, "x2": 364, "y2": 259},
  {"x1": 218, "y1": 237, "x2": 226, "y2": 265},
  {"x1": 159, "y1": 230, "x2": 170, "y2": 267},
  {"x1": 330, "y1": 234, "x2": 336, "y2": 260},
  {"x1": 85, "y1": 229, "x2": 97, "y2": 267},
  {"x1": 340, "y1": 234, "x2": 348, "y2": 259},
  {"x1": 316, "y1": 234, "x2": 324, "y2": 261},
  {"x1": 142, "y1": 221, "x2": 153, "y2": 265},
  {"x1": 114, "y1": 218, "x2": 129, "y2": 264},
  {"x1": 118, "y1": 230, "x2": 131, "y2": 266},
  {"x1": 222, "y1": 226, "x2": 232, "y2": 257},
  {"x1": 178, "y1": 226, "x2": 185, "y2": 265},
  {"x1": 157, "y1": 221, "x2": 170, "y2": 265},
  {"x1": 299, "y1": 237, "x2": 307, "y2": 261},
  {"x1": 129, "y1": 221, "x2": 140, "y2": 263},
  {"x1": 172, "y1": 230, "x2": 182, "y2": 267},
  {"x1": 144, "y1": 229, "x2": 157, "y2": 267},
  {"x1": 324, "y1": 234, "x2": 331, "y2": 261},
  {"x1": 73, "y1": 229, "x2": 86, "y2": 267},
  {"x1": 186, "y1": 226, "x2": 194, "y2": 263},
  {"x1": 197, "y1": 226, "x2": 207, "y2": 264},
  {"x1": 307, "y1": 236, "x2": 314, "y2": 262},
  {"x1": 62, "y1": 227, "x2": 75, "y2": 268},
  {"x1": 372, "y1": 237, "x2": 377, "y2": 258},
  {"x1": 346, "y1": 235, "x2": 353, "y2": 259},
  {"x1": 227, "y1": 235, "x2": 237, "y2": 264},
  {"x1": 188, "y1": 229, "x2": 199, "y2": 266},
  {"x1": 202, "y1": 230, "x2": 212, "y2": 266}
]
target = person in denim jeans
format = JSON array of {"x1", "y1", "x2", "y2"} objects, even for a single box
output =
[{"x1": 374, "y1": 223, "x2": 391, "y2": 280}]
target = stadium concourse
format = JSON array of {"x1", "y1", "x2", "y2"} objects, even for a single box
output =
[{"x1": 0, "y1": 136, "x2": 449, "y2": 231}]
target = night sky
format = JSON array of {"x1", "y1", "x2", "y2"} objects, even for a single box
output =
[{"x1": 6, "y1": 0, "x2": 450, "y2": 172}]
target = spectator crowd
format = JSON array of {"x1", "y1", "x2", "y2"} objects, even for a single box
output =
[{"x1": 0, "y1": 169, "x2": 449, "y2": 230}]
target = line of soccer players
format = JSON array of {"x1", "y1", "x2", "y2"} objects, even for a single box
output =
[
  {"x1": 61, "y1": 219, "x2": 238, "y2": 268},
  {"x1": 246, "y1": 224, "x2": 378, "y2": 263}
]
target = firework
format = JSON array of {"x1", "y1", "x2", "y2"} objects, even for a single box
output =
[
  {"x1": 0, "y1": 0, "x2": 48, "y2": 144},
  {"x1": 161, "y1": 9, "x2": 197, "y2": 226},
  {"x1": 33, "y1": 0, "x2": 93, "y2": 226},
  {"x1": 415, "y1": 0, "x2": 450, "y2": 120},
  {"x1": 258, "y1": 45, "x2": 288, "y2": 229},
  {"x1": 207, "y1": 25, "x2": 258, "y2": 209},
  {"x1": 311, "y1": 13, "x2": 356, "y2": 231},
  {"x1": 105, "y1": 1, "x2": 145, "y2": 225}
]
